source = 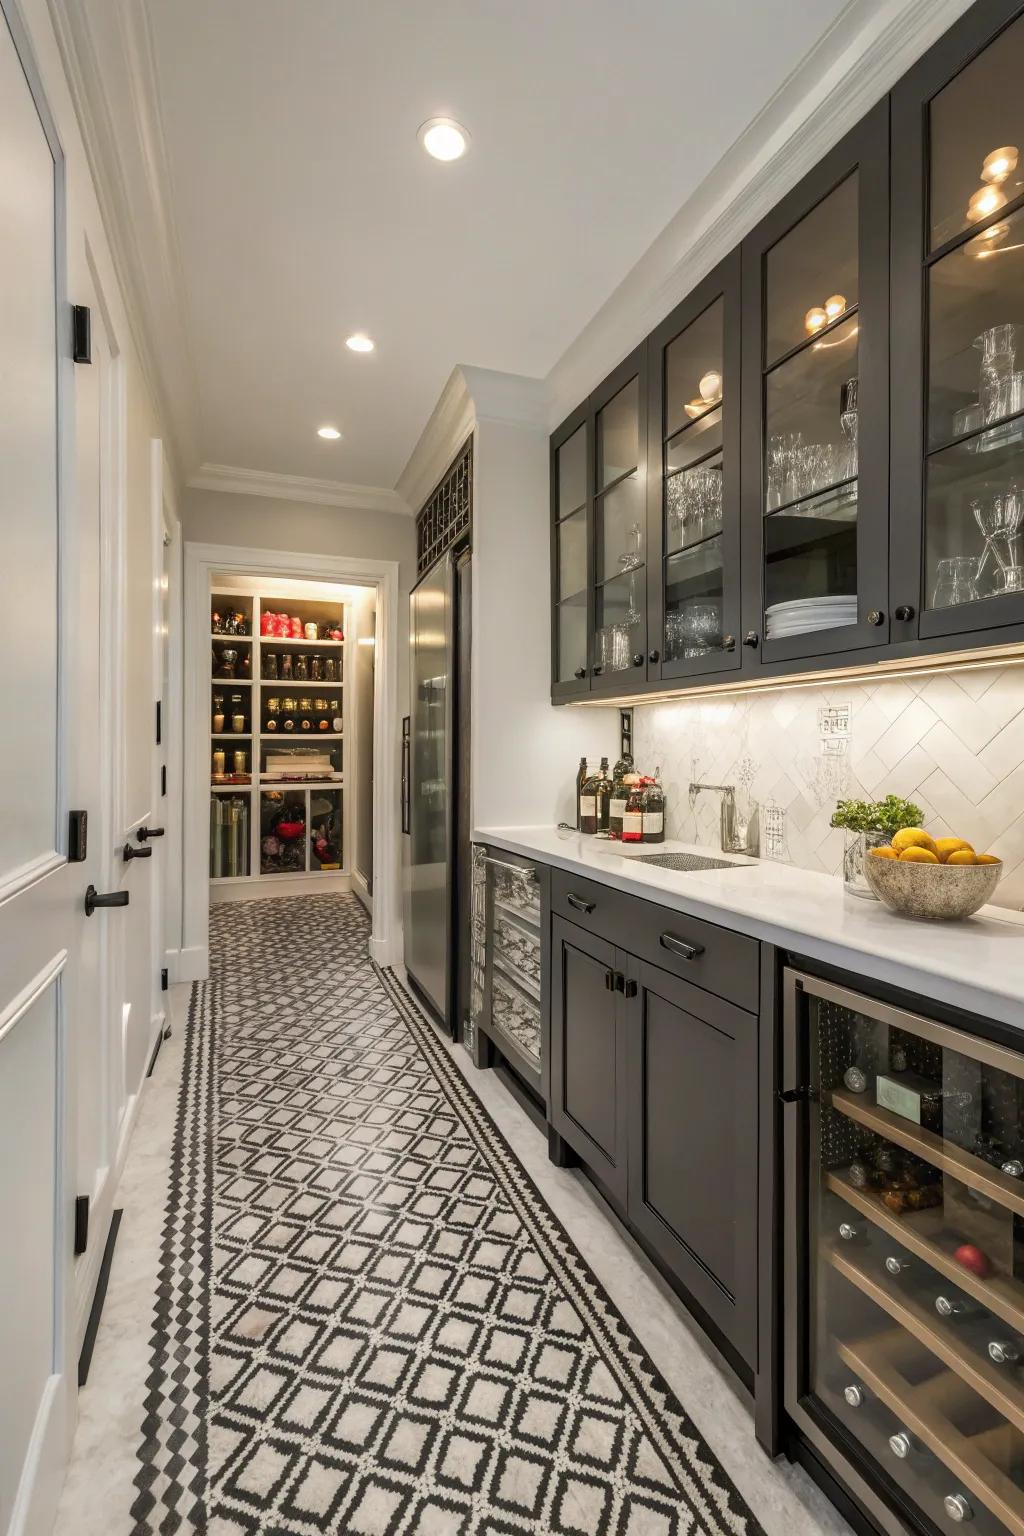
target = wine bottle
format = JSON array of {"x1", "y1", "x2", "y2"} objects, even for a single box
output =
[
  {"x1": 642, "y1": 769, "x2": 665, "y2": 844},
  {"x1": 575, "y1": 757, "x2": 588, "y2": 831},
  {"x1": 596, "y1": 757, "x2": 612, "y2": 833},
  {"x1": 622, "y1": 777, "x2": 646, "y2": 844},
  {"x1": 579, "y1": 764, "x2": 602, "y2": 835}
]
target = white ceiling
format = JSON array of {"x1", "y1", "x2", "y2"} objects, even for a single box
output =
[{"x1": 123, "y1": 1, "x2": 855, "y2": 490}]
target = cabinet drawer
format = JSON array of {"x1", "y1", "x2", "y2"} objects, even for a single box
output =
[{"x1": 550, "y1": 867, "x2": 759, "y2": 1012}]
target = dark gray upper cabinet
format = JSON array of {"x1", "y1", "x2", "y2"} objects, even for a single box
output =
[
  {"x1": 550, "y1": 0, "x2": 1024, "y2": 703},
  {"x1": 646, "y1": 251, "x2": 743, "y2": 684},
  {"x1": 740, "y1": 102, "x2": 891, "y2": 667},
  {"x1": 891, "y1": 0, "x2": 1024, "y2": 649}
]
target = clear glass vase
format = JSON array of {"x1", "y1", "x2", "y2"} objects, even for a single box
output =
[{"x1": 843, "y1": 829, "x2": 888, "y2": 898}]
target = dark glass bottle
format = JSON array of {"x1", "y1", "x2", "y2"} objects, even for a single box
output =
[
  {"x1": 608, "y1": 754, "x2": 633, "y2": 839},
  {"x1": 580, "y1": 761, "x2": 611, "y2": 836},
  {"x1": 595, "y1": 757, "x2": 612, "y2": 833},
  {"x1": 575, "y1": 757, "x2": 588, "y2": 831},
  {"x1": 642, "y1": 771, "x2": 665, "y2": 844}
]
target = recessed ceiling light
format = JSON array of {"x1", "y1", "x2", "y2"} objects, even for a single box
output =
[
  {"x1": 346, "y1": 333, "x2": 374, "y2": 353},
  {"x1": 317, "y1": 426, "x2": 341, "y2": 440},
  {"x1": 419, "y1": 117, "x2": 469, "y2": 162}
]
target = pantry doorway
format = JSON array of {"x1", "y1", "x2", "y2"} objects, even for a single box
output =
[{"x1": 181, "y1": 543, "x2": 401, "y2": 979}]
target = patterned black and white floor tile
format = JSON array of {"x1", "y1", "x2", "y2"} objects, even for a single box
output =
[{"x1": 132, "y1": 894, "x2": 764, "y2": 1536}]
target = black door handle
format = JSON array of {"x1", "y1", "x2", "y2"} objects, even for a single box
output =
[
  {"x1": 574, "y1": 667, "x2": 587, "y2": 679},
  {"x1": 614, "y1": 972, "x2": 638, "y2": 998},
  {"x1": 84, "y1": 885, "x2": 129, "y2": 917},
  {"x1": 123, "y1": 843, "x2": 153, "y2": 860},
  {"x1": 567, "y1": 892, "x2": 595, "y2": 914},
  {"x1": 743, "y1": 632, "x2": 759, "y2": 649},
  {"x1": 648, "y1": 649, "x2": 660, "y2": 663},
  {"x1": 659, "y1": 932, "x2": 705, "y2": 961},
  {"x1": 137, "y1": 826, "x2": 165, "y2": 841},
  {"x1": 894, "y1": 604, "x2": 915, "y2": 622},
  {"x1": 604, "y1": 969, "x2": 615, "y2": 990}
]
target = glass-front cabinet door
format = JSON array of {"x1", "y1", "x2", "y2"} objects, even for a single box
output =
[
  {"x1": 893, "y1": 3, "x2": 1024, "y2": 644},
  {"x1": 647, "y1": 252, "x2": 741, "y2": 681},
  {"x1": 742, "y1": 104, "x2": 890, "y2": 664},
  {"x1": 550, "y1": 404, "x2": 592, "y2": 700},
  {"x1": 784, "y1": 969, "x2": 1024, "y2": 1536},
  {"x1": 591, "y1": 348, "x2": 648, "y2": 692}
]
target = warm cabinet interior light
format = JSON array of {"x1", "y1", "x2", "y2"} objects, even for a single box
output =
[
  {"x1": 824, "y1": 293, "x2": 847, "y2": 321},
  {"x1": 804, "y1": 306, "x2": 828, "y2": 334},
  {"x1": 981, "y1": 145, "x2": 1019, "y2": 184},
  {"x1": 317, "y1": 426, "x2": 341, "y2": 440},
  {"x1": 346, "y1": 333, "x2": 374, "y2": 353},
  {"x1": 967, "y1": 183, "x2": 1007, "y2": 222},
  {"x1": 419, "y1": 117, "x2": 469, "y2": 161}
]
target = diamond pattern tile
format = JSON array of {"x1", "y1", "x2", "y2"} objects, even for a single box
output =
[
  {"x1": 131, "y1": 894, "x2": 760, "y2": 1535},
  {"x1": 635, "y1": 662, "x2": 1024, "y2": 907}
]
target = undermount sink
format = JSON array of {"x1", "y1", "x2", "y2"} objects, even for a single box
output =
[{"x1": 632, "y1": 851, "x2": 751, "y2": 873}]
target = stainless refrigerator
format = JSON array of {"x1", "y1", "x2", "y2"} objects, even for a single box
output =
[{"x1": 404, "y1": 549, "x2": 471, "y2": 1036}]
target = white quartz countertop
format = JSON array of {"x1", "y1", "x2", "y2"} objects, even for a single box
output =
[{"x1": 474, "y1": 826, "x2": 1024, "y2": 1029}]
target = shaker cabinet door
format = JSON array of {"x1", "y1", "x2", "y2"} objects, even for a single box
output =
[
  {"x1": 549, "y1": 917, "x2": 628, "y2": 1207},
  {"x1": 626, "y1": 957, "x2": 758, "y2": 1367}
]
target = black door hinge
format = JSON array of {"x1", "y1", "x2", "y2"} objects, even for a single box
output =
[
  {"x1": 74, "y1": 1194, "x2": 89, "y2": 1255},
  {"x1": 160, "y1": 967, "x2": 168, "y2": 992},
  {"x1": 72, "y1": 305, "x2": 91, "y2": 364},
  {"x1": 155, "y1": 700, "x2": 162, "y2": 746},
  {"x1": 68, "y1": 809, "x2": 88, "y2": 863},
  {"x1": 161, "y1": 765, "x2": 167, "y2": 797}
]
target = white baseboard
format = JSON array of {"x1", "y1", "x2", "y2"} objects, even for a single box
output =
[
  {"x1": 210, "y1": 873, "x2": 352, "y2": 904},
  {"x1": 8, "y1": 1372, "x2": 67, "y2": 1536},
  {"x1": 176, "y1": 945, "x2": 208, "y2": 983},
  {"x1": 352, "y1": 869, "x2": 371, "y2": 914}
]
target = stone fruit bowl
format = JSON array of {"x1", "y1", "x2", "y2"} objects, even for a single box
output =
[{"x1": 864, "y1": 855, "x2": 1003, "y2": 920}]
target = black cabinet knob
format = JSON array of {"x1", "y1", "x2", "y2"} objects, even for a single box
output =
[
  {"x1": 648, "y1": 649, "x2": 660, "y2": 663},
  {"x1": 632, "y1": 653, "x2": 644, "y2": 667},
  {"x1": 573, "y1": 667, "x2": 586, "y2": 679},
  {"x1": 84, "y1": 885, "x2": 130, "y2": 917},
  {"x1": 743, "y1": 631, "x2": 759, "y2": 648},
  {"x1": 123, "y1": 842, "x2": 153, "y2": 860},
  {"x1": 722, "y1": 634, "x2": 735, "y2": 651},
  {"x1": 894, "y1": 604, "x2": 915, "y2": 622},
  {"x1": 868, "y1": 609, "x2": 885, "y2": 626},
  {"x1": 137, "y1": 826, "x2": 165, "y2": 841},
  {"x1": 593, "y1": 664, "x2": 603, "y2": 675}
]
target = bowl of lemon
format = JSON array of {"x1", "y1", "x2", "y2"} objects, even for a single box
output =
[{"x1": 864, "y1": 829, "x2": 1003, "y2": 919}]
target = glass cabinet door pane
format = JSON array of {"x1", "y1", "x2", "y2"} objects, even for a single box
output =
[
  {"x1": 664, "y1": 542, "x2": 724, "y2": 662},
  {"x1": 260, "y1": 789, "x2": 307, "y2": 874},
  {"x1": 596, "y1": 472, "x2": 644, "y2": 582},
  {"x1": 929, "y1": 14, "x2": 1024, "y2": 253},
  {"x1": 804, "y1": 986, "x2": 1024, "y2": 1536},
  {"x1": 556, "y1": 595, "x2": 587, "y2": 682},
  {"x1": 309, "y1": 789, "x2": 342, "y2": 869},
  {"x1": 597, "y1": 377, "x2": 639, "y2": 488},
  {"x1": 763, "y1": 312, "x2": 859, "y2": 628},
  {"x1": 594, "y1": 570, "x2": 643, "y2": 674},
  {"x1": 558, "y1": 423, "x2": 587, "y2": 515},
  {"x1": 664, "y1": 299, "x2": 723, "y2": 440},
  {"x1": 557, "y1": 508, "x2": 587, "y2": 600},
  {"x1": 765, "y1": 173, "x2": 858, "y2": 366}
]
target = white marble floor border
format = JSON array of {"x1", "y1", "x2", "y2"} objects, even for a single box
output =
[{"x1": 53, "y1": 972, "x2": 852, "y2": 1536}]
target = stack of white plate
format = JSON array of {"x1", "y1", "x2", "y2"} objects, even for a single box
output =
[{"x1": 765, "y1": 595, "x2": 857, "y2": 638}]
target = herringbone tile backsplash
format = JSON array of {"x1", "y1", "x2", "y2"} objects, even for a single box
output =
[{"x1": 633, "y1": 663, "x2": 1024, "y2": 910}]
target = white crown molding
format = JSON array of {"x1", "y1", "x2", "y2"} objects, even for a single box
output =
[
  {"x1": 545, "y1": 0, "x2": 974, "y2": 428},
  {"x1": 47, "y1": 0, "x2": 201, "y2": 482},
  {"x1": 188, "y1": 463, "x2": 410, "y2": 516},
  {"x1": 396, "y1": 365, "x2": 547, "y2": 514}
]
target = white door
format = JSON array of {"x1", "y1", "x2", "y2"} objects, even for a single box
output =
[{"x1": 0, "y1": 6, "x2": 106, "y2": 1534}]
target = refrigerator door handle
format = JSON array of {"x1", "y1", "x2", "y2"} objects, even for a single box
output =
[{"x1": 401, "y1": 716, "x2": 411, "y2": 834}]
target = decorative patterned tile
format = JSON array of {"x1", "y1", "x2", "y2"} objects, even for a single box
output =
[
  {"x1": 634, "y1": 663, "x2": 1024, "y2": 908},
  {"x1": 132, "y1": 896, "x2": 763, "y2": 1535}
]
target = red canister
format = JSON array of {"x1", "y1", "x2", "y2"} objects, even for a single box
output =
[{"x1": 290, "y1": 615, "x2": 303, "y2": 638}]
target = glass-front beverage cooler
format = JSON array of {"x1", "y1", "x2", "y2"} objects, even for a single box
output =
[
  {"x1": 783, "y1": 970, "x2": 1024, "y2": 1536},
  {"x1": 468, "y1": 846, "x2": 549, "y2": 1101}
]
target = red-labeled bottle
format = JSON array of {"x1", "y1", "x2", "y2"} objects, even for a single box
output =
[{"x1": 622, "y1": 777, "x2": 648, "y2": 844}]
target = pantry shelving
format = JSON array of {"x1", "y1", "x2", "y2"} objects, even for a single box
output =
[{"x1": 207, "y1": 584, "x2": 351, "y2": 893}]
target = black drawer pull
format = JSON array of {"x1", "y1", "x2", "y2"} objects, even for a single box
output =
[
  {"x1": 659, "y1": 932, "x2": 705, "y2": 961},
  {"x1": 604, "y1": 969, "x2": 615, "y2": 991},
  {"x1": 567, "y1": 892, "x2": 595, "y2": 914}
]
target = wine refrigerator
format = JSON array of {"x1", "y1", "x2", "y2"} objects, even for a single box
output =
[{"x1": 782, "y1": 969, "x2": 1024, "y2": 1536}]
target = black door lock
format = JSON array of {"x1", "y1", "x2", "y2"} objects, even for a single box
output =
[
  {"x1": 84, "y1": 886, "x2": 129, "y2": 917},
  {"x1": 778, "y1": 1086, "x2": 816, "y2": 1104},
  {"x1": 136, "y1": 826, "x2": 165, "y2": 841},
  {"x1": 123, "y1": 842, "x2": 153, "y2": 861}
]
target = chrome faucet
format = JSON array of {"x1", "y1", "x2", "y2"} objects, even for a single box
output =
[{"x1": 688, "y1": 782, "x2": 759, "y2": 857}]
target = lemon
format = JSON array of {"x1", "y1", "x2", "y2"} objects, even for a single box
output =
[
  {"x1": 946, "y1": 848, "x2": 978, "y2": 866},
  {"x1": 892, "y1": 827, "x2": 938, "y2": 856},
  {"x1": 869, "y1": 846, "x2": 898, "y2": 859},
  {"x1": 899, "y1": 846, "x2": 939, "y2": 863},
  {"x1": 935, "y1": 837, "x2": 974, "y2": 863},
  {"x1": 977, "y1": 853, "x2": 1002, "y2": 865}
]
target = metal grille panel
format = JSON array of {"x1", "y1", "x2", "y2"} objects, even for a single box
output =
[{"x1": 416, "y1": 437, "x2": 472, "y2": 576}]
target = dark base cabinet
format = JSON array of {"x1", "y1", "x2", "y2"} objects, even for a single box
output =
[
  {"x1": 548, "y1": 891, "x2": 761, "y2": 1375},
  {"x1": 628, "y1": 957, "x2": 759, "y2": 1368}
]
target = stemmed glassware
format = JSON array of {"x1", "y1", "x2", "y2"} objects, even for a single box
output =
[
  {"x1": 840, "y1": 377, "x2": 859, "y2": 480},
  {"x1": 971, "y1": 482, "x2": 1024, "y2": 591}
]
